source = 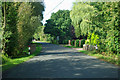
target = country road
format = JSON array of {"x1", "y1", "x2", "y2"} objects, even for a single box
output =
[{"x1": 2, "y1": 42, "x2": 119, "y2": 79}]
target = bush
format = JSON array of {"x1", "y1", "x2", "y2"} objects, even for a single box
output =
[
  {"x1": 85, "y1": 39, "x2": 90, "y2": 45},
  {"x1": 65, "y1": 40, "x2": 68, "y2": 44},
  {"x1": 85, "y1": 32, "x2": 100, "y2": 47},
  {"x1": 76, "y1": 39, "x2": 79, "y2": 47},
  {"x1": 91, "y1": 33, "x2": 100, "y2": 46},
  {"x1": 1, "y1": 54, "x2": 11, "y2": 64},
  {"x1": 80, "y1": 39, "x2": 85, "y2": 48},
  {"x1": 62, "y1": 40, "x2": 68, "y2": 44},
  {"x1": 53, "y1": 40, "x2": 57, "y2": 44},
  {"x1": 71, "y1": 40, "x2": 75, "y2": 46}
]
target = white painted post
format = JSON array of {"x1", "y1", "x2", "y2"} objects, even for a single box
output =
[
  {"x1": 68, "y1": 40, "x2": 71, "y2": 46},
  {"x1": 28, "y1": 45, "x2": 30, "y2": 55},
  {"x1": 57, "y1": 36, "x2": 59, "y2": 44},
  {"x1": 96, "y1": 44, "x2": 98, "y2": 50},
  {"x1": 83, "y1": 44, "x2": 86, "y2": 50}
]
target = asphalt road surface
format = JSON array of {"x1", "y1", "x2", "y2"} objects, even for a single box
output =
[{"x1": 2, "y1": 42, "x2": 119, "y2": 79}]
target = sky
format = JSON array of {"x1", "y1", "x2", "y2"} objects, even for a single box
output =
[{"x1": 42, "y1": 0, "x2": 76, "y2": 24}]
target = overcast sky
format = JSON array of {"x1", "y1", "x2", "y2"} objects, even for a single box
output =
[{"x1": 42, "y1": 0, "x2": 75, "y2": 24}]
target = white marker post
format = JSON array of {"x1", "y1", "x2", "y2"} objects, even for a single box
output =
[
  {"x1": 57, "y1": 36, "x2": 59, "y2": 44},
  {"x1": 28, "y1": 45, "x2": 30, "y2": 55},
  {"x1": 96, "y1": 44, "x2": 98, "y2": 50}
]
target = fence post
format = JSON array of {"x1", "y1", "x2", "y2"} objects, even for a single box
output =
[
  {"x1": 68, "y1": 40, "x2": 71, "y2": 46},
  {"x1": 28, "y1": 45, "x2": 30, "y2": 55},
  {"x1": 79, "y1": 40, "x2": 81, "y2": 47},
  {"x1": 83, "y1": 44, "x2": 85, "y2": 50}
]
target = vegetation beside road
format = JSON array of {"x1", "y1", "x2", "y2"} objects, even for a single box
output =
[
  {"x1": 79, "y1": 50, "x2": 120, "y2": 66},
  {"x1": 43, "y1": 2, "x2": 120, "y2": 63},
  {"x1": 64, "y1": 45, "x2": 80, "y2": 48},
  {"x1": 0, "y1": 2, "x2": 44, "y2": 71},
  {"x1": 64, "y1": 43, "x2": 120, "y2": 66},
  {"x1": 1, "y1": 43, "x2": 42, "y2": 71},
  {"x1": 0, "y1": 1, "x2": 119, "y2": 72}
]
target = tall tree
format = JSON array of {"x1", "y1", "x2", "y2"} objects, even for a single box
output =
[
  {"x1": 70, "y1": 2, "x2": 120, "y2": 54},
  {"x1": 33, "y1": 26, "x2": 47, "y2": 41},
  {"x1": 70, "y1": 2, "x2": 96, "y2": 38},
  {"x1": 2, "y1": 2, "x2": 19, "y2": 56},
  {"x1": 0, "y1": 1, "x2": 2, "y2": 52},
  {"x1": 2, "y1": 2, "x2": 44, "y2": 57},
  {"x1": 90, "y1": 2, "x2": 120, "y2": 54},
  {"x1": 44, "y1": 10, "x2": 72, "y2": 43},
  {"x1": 17, "y1": 2, "x2": 44, "y2": 55}
]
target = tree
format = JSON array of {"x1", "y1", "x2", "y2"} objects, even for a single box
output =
[
  {"x1": 90, "y1": 2, "x2": 120, "y2": 54},
  {"x1": 44, "y1": 10, "x2": 72, "y2": 43},
  {"x1": 0, "y1": 1, "x2": 2, "y2": 52},
  {"x1": 33, "y1": 26, "x2": 47, "y2": 41},
  {"x1": 17, "y1": 2, "x2": 44, "y2": 55},
  {"x1": 2, "y1": 2, "x2": 44, "y2": 57},
  {"x1": 70, "y1": 2, "x2": 96, "y2": 38},
  {"x1": 2, "y1": 2, "x2": 19, "y2": 56},
  {"x1": 70, "y1": 2, "x2": 120, "y2": 54}
]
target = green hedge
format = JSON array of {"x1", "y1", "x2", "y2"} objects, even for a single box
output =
[
  {"x1": 71, "y1": 40, "x2": 75, "y2": 46},
  {"x1": 62, "y1": 40, "x2": 68, "y2": 44},
  {"x1": 1, "y1": 54, "x2": 11, "y2": 64},
  {"x1": 76, "y1": 39, "x2": 79, "y2": 47},
  {"x1": 80, "y1": 39, "x2": 85, "y2": 48},
  {"x1": 70, "y1": 39, "x2": 85, "y2": 48}
]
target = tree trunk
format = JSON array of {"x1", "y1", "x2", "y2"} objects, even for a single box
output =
[{"x1": 2, "y1": 2, "x2": 6, "y2": 52}]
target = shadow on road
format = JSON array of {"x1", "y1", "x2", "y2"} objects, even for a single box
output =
[{"x1": 2, "y1": 42, "x2": 119, "y2": 79}]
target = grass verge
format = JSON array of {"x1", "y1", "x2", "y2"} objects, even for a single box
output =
[
  {"x1": 1, "y1": 43, "x2": 42, "y2": 72},
  {"x1": 32, "y1": 41, "x2": 50, "y2": 43},
  {"x1": 64, "y1": 45, "x2": 81, "y2": 48},
  {"x1": 79, "y1": 50, "x2": 120, "y2": 66}
]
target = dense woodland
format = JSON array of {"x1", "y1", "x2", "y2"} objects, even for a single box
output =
[
  {"x1": 0, "y1": 1, "x2": 120, "y2": 65},
  {"x1": 0, "y1": 2, "x2": 44, "y2": 57},
  {"x1": 71, "y1": 2, "x2": 120, "y2": 55}
]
